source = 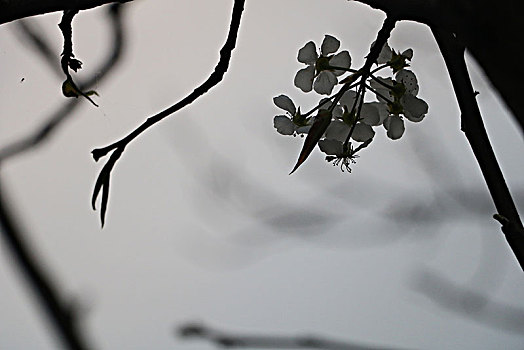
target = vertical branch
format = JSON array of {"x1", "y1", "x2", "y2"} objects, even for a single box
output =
[
  {"x1": 0, "y1": 176, "x2": 91, "y2": 350},
  {"x1": 431, "y1": 27, "x2": 524, "y2": 270},
  {"x1": 0, "y1": 4, "x2": 127, "y2": 349}
]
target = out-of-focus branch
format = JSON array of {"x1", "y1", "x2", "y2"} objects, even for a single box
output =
[
  {"x1": 413, "y1": 270, "x2": 524, "y2": 334},
  {"x1": 0, "y1": 4, "x2": 126, "y2": 162},
  {"x1": 90, "y1": 0, "x2": 246, "y2": 226},
  {"x1": 178, "y1": 323, "x2": 411, "y2": 350},
  {"x1": 0, "y1": 176, "x2": 91, "y2": 350},
  {"x1": 0, "y1": 4, "x2": 126, "y2": 349},
  {"x1": 431, "y1": 27, "x2": 524, "y2": 270},
  {"x1": 0, "y1": 0, "x2": 132, "y2": 25},
  {"x1": 15, "y1": 19, "x2": 61, "y2": 76}
]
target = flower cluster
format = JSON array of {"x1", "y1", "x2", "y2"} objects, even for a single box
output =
[{"x1": 273, "y1": 36, "x2": 429, "y2": 173}]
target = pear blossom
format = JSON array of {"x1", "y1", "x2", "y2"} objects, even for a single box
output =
[
  {"x1": 370, "y1": 68, "x2": 428, "y2": 138},
  {"x1": 272, "y1": 94, "x2": 311, "y2": 136},
  {"x1": 373, "y1": 42, "x2": 413, "y2": 72},
  {"x1": 273, "y1": 35, "x2": 430, "y2": 173},
  {"x1": 294, "y1": 35, "x2": 352, "y2": 95}
]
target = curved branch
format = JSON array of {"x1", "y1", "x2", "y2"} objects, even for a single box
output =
[
  {"x1": 91, "y1": 0, "x2": 246, "y2": 226},
  {"x1": 0, "y1": 0, "x2": 132, "y2": 25},
  {"x1": 431, "y1": 27, "x2": 524, "y2": 270}
]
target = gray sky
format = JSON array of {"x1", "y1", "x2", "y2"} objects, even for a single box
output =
[{"x1": 1, "y1": 1, "x2": 524, "y2": 349}]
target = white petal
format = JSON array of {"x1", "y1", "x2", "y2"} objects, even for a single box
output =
[
  {"x1": 332, "y1": 105, "x2": 344, "y2": 119},
  {"x1": 364, "y1": 102, "x2": 389, "y2": 125},
  {"x1": 294, "y1": 66, "x2": 315, "y2": 92},
  {"x1": 329, "y1": 51, "x2": 351, "y2": 76},
  {"x1": 298, "y1": 41, "x2": 317, "y2": 64},
  {"x1": 339, "y1": 90, "x2": 357, "y2": 110},
  {"x1": 369, "y1": 76, "x2": 393, "y2": 90},
  {"x1": 395, "y1": 70, "x2": 419, "y2": 96},
  {"x1": 296, "y1": 125, "x2": 311, "y2": 134},
  {"x1": 384, "y1": 115, "x2": 405, "y2": 140},
  {"x1": 325, "y1": 120, "x2": 350, "y2": 141},
  {"x1": 273, "y1": 95, "x2": 296, "y2": 115},
  {"x1": 369, "y1": 77, "x2": 394, "y2": 103},
  {"x1": 402, "y1": 94, "x2": 428, "y2": 122},
  {"x1": 401, "y1": 48, "x2": 413, "y2": 60},
  {"x1": 374, "y1": 41, "x2": 392, "y2": 64},
  {"x1": 321, "y1": 35, "x2": 340, "y2": 56},
  {"x1": 351, "y1": 123, "x2": 375, "y2": 142},
  {"x1": 313, "y1": 71, "x2": 337, "y2": 95},
  {"x1": 273, "y1": 116, "x2": 295, "y2": 135},
  {"x1": 359, "y1": 103, "x2": 381, "y2": 126},
  {"x1": 318, "y1": 139, "x2": 343, "y2": 155}
]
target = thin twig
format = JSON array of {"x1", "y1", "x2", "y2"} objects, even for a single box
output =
[
  {"x1": 431, "y1": 27, "x2": 524, "y2": 270},
  {"x1": 91, "y1": 0, "x2": 246, "y2": 226}
]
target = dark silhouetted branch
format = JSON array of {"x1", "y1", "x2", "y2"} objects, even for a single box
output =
[
  {"x1": 431, "y1": 27, "x2": 524, "y2": 270},
  {"x1": 91, "y1": 0, "x2": 246, "y2": 226},
  {"x1": 353, "y1": 0, "x2": 524, "y2": 136},
  {"x1": 177, "y1": 323, "x2": 411, "y2": 350},
  {"x1": 0, "y1": 0, "x2": 132, "y2": 25}
]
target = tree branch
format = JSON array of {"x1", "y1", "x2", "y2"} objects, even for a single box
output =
[
  {"x1": 0, "y1": 4, "x2": 126, "y2": 349},
  {"x1": 90, "y1": 0, "x2": 246, "y2": 226},
  {"x1": 0, "y1": 4, "x2": 126, "y2": 162},
  {"x1": 352, "y1": 0, "x2": 524, "y2": 135},
  {"x1": 0, "y1": 0, "x2": 132, "y2": 25},
  {"x1": 178, "y1": 323, "x2": 410, "y2": 350},
  {"x1": 431, "y1": 27, "x2": 524, "y2": 270},
  {"x1": 0, "y1": 176, "x2": 91, "y2": 350}
]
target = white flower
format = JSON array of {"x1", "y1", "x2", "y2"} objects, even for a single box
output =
[
  {"x1": 294, "y1": 35, "x2": 352, "y2": 95},
  {"x1": 370, "y1": 69, "x2": 429, "y2": 126},
  {"x1": 321, "y1": 119, "x2": 374, "y2": 154},
  {"x1": 272, "y1": 94, "x2": 311, "y2": 136}
]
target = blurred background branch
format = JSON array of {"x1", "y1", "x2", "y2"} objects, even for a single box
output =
[
  {"x1": 177, "y1": 323, "x2": 411, "y2": 350},
  {"x1": 0, "y1": 3, "x2": 127, "y2": 349}
]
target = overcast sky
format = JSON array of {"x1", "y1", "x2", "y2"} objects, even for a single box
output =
[{"x1": 1, "y1": 1, "x2": 524, "y2": 349}]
